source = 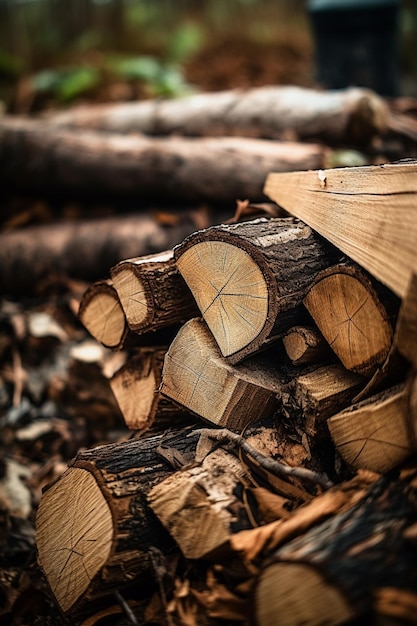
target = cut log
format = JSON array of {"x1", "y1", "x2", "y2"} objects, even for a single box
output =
[
  {"x1": 45, "y1": 85, "x2": 388, "y2": 145},
  {"x1": 36, "y1": 426, "x2": 199, "y2": 615},
  {"x1": 303, "y1": 264, "x2": 396, "y2": 377},
  {"x1": 174, "y1": 217, "x2": 339, "y2": 364},
  {"x1": 0, "y1": 213, "x2": 200, "y2": 295},
  {"x1": 78, "y1": 280, "x2": 128, "y2": 350},
  {"x1": 147, "y1": 446, "x2": 252, "y2": 560},
  {"x1": 328, "y1": 383, "x2": 415, "y2": 474},
  {"x1": 255, "y1": 473, "x2": 417, "y2": 626},
  {"x1": 110, "y1": 250, "x2": 199, "y2": 333},
  {"x1": 160, "y1": 318, "x2": 282, "y2": 430},
  {"x1": 109, "y1": 347, "x2": 189, "y2": 431},
  {"x1": 282, "y1": 325, "x2": 330, "y2": 365},
  {"x1": 395, "y1": 272, "x2": 417, "y2": 368},
  {"x1": 280, "y1": 363, "x2": 365, "y2": 443},
  {"x1": 0, "y1": 118, "x2": 326, "y2": 203},
  {"x1": 263, "y1": 161, "x2": 417, "y2": 299}
]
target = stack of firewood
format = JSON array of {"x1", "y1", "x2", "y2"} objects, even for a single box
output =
[{"x1": 35, "y1": 160, "x2": 417, "y2": 625}]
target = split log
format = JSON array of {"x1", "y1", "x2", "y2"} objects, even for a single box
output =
[
  {"x1": 303, "y1": 264, "x2": 396, "y2": 377},
  {"x1": 110, "y1": 250, "x2": 199, "y2": 333},
  {"x1": 36, "y1": 426, "x2": 199, "y2": 616},
  {"x1": 280, "y1": 363, "x2": 365, "y2": 443},
  {"x1": 160, "y1": 318, "x2": 282, "y2": 430},
  {"x1": 0, "y1": 213, "x2": 199, "y2": 295},
  {"x1": 174, "y1": 217, "x2": 339, "y2": 364},
  {"x1": 0, "y1": 118, "x2": 326, "y2": 203},
  {"x1": 282, "y1": 325, "x2": 330, "y2": 365},
  {"x1": 78, "y1": 280, "x2": 129, "y2": 350},
  {"x1": 109, "y1": 347, "x2": 189, "y2": 431},
  {"x1": 263, "y1": 161, "x2": 417, "y2": 299},
  {"x1": 328, "y1": 383, "x2": 416, "y2": 474},
  {"x1": 255, "y1": 473, "x2": 417, "y2": 626},
  {"x1": 45, "y1": 85, "x2": 388, "y2": 145}
]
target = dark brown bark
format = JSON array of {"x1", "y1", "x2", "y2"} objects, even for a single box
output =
[{"x1": 0, "y1": 118, "x2": 325, "y2": 203}]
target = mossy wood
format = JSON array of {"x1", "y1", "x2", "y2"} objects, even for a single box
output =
[
  {"x1": 36, "y1": 427, "x2": 199, "y2": 615},
  {"x1": 264, "y1": 161, "x2": 417, "y2": 299},
  {"x1": 174, "y1": 217, "x2": 338, "y2": 364},
  {"x1": 110, "y1": 250, "x2": 199, "y2": 334},
  {"x1": 160, "y1": 318, "x2": 283, "y2": 430}
]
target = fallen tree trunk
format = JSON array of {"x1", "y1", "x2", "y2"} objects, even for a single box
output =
[
  {"x1": 0, "y1": 118, "x2": 326, "y2": 203},
  {"x1": 0, "y1": 214, "x2": 199, "y2": 295},
  {"x1": 44, "y1": 85, "x2": 388, "y2": 145},
  {"x1": 174, "y1": 217, "x2": 339, "y2": 363}
]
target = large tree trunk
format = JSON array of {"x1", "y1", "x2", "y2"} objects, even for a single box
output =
[
  {"x1": 0, "y1": 118, "x2": 326, "y2": 203},
  {"x1": 44, "y1": 85, "x2": 388, "y2": 145}
]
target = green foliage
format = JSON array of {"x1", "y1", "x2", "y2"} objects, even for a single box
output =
[{"x1": 33, "y1": 67, "x2": 100, "y2": 101}]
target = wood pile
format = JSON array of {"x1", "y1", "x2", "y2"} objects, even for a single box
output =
[{"x1": 36, "y1": 161, "x2": 417, "y2": 625}]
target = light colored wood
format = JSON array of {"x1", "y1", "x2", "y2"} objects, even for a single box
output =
[
  {"x1": 328, "y1": 384, "x2": 415, "y2": 473},
  {"x1": 111, "y1": 249, "x2": 199, "y2": 333},
  {"x1": 256, "y1": 562, "x2": 354, "y2": 626},
  {"x1": 282, "y1": 325, "x2": 329, "y2": 365},
  {"x1": 78, "y1": 280, "x2": 127, "y2": 350},
  {"x1": 160, "y1": 318, "x2": 281, "y2": 430},
  {"x1": 264, "y1": 161, "x2": 417, "y2": 298},
  {"x1": 175, "y1": 217, "x2": 337, "y2": 363},
  {"x1": 36, "y1": 467, "x2": 113, "y2": 613},
  {"x1": 303, "y1": 264, "x2": 393, "y2": 377},
  {"x1": 395, "y1": 272, "x2": 417, "y2": 368},
  {"x1": 46, "y1": 85, "x2": 388, "y2": 145},
  {"x1": 148, "y1": 447, "x2": 250, "y2": 559}
]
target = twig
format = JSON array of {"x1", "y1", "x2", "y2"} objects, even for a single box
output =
[
  {"x1": 191, "y1": 428, "x2": 334, "y2": 490},
  {"x1": 114, "y1": 591, "x2": 139, "y2": 625}
]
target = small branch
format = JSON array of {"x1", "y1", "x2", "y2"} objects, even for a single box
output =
[{"x1": 191, "y1": 428, "x2": 334, "y2": 491}]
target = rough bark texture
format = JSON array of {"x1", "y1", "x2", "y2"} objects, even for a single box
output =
[
  {"x1": 45, "y1": 85, "x2": 388, "y2": 145},
  {"x1": 255, "y1": 473, "x2": 417, "y2": 626},
  {"x1": 282, "y1": 325, "x2": 330, "y2": 365},
  {"x1": 174, "y1": 217, "x2": 339, "y2": 363},
  {"x1": 110, "y1": 250, "x2": 199, "y2": 333},
  {"x1": 0, "y1": 118, "x2": 325, "y2": 203},
  {"x1": 36, "y1": 426, "x2": 199, "y2": 616},
  {"x1": 0, "y1": 214, "x2": 200, "y2": 295}
]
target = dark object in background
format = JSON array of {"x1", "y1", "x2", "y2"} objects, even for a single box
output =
[{"x1": 308, "y1": 0, "x2": 401, "y2": 97}]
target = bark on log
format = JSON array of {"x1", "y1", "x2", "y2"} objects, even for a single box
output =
[
  {"x1": 328, "y1": 383, "x2": 415, "y2": 474},
  {"x1": 110, "y1": 250, "x2": 199, "y2": 333},
  {"x1": 255, "y1": 473, "x2": 417, "y2": 626},
  {"x1": 109, "y1": 347, "x2": 190, "y2": 431},
  {"x1": 78, "y1": 280, "x2": 129, "y2": 350},
  {"x1": 282, "y1": 325, "x2": 330, "y2": 365},
  {"x1": 0, "y1": 118, "x2": 326, "y2": 203},
  {"x1": 36, "y1": 426, "x2": 199, "y2": 616},
  {"x1": 174, "y1": 217, "x2": 339, "y2": 363},
  {"x1": 303, "y1": 264, "x2": 396, "y2": 377},
  {"x1": 263, "y1": 161, "x2": 417, "y2": 299},
  {"x1": 45, "y1": 85, "x2": 388, "y2": 145},
  {"x1": 0, "y1": 214, "x2": 199, "y2": 295},
  {"x1": 280, "y1": 363, "x2": 365, "y2": 443},
  {"x1": 160, "y1": 318, "x2": 282, "y2": 430}
]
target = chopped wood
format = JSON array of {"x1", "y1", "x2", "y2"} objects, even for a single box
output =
[
  {"x1": 263, "y1": 161, "x2": 417, "y2": 299},
  {"x1": 282, "y1": 325, "x2": 330, "y2": 365},
  {"x1": 110, "y1": 250, "x2": 199, "y2": 333},
  {"x1": 328, "y1": 383, "x2": 415, "y2": 474},
  {"x1": 36, "y1": 426, "x2": 199, "y2": 615},
  {"x1": 0, "y1": 214, "x2": 200, "y2": 295},
  {"x1": 160, "y1": 318, "x2": 282, "y2": 430},
  {"x1": 174, "y1": 217, "x2": 339, "y2": 363},
  {"x1": 45, "y1": 85, "x2": 388, "y2": 145},
  {"x1": 78, "y1": 280, "x2": 128, "y2": 350},
  {"x1": 255, "y1": 473, "x2": 417, "y2": 626},
  {"x1": 303, "y1": 263, "x2": 395, "y2": 377},
  {"x1": 280, "y1": 363, "x2": 365, "y2": 442},
  {"x1": 0, "y1": 118, "x2": 326, "y2": 203},
  {"x1": 109, "y1": 347, "x2": 188, "y2": 431}
]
